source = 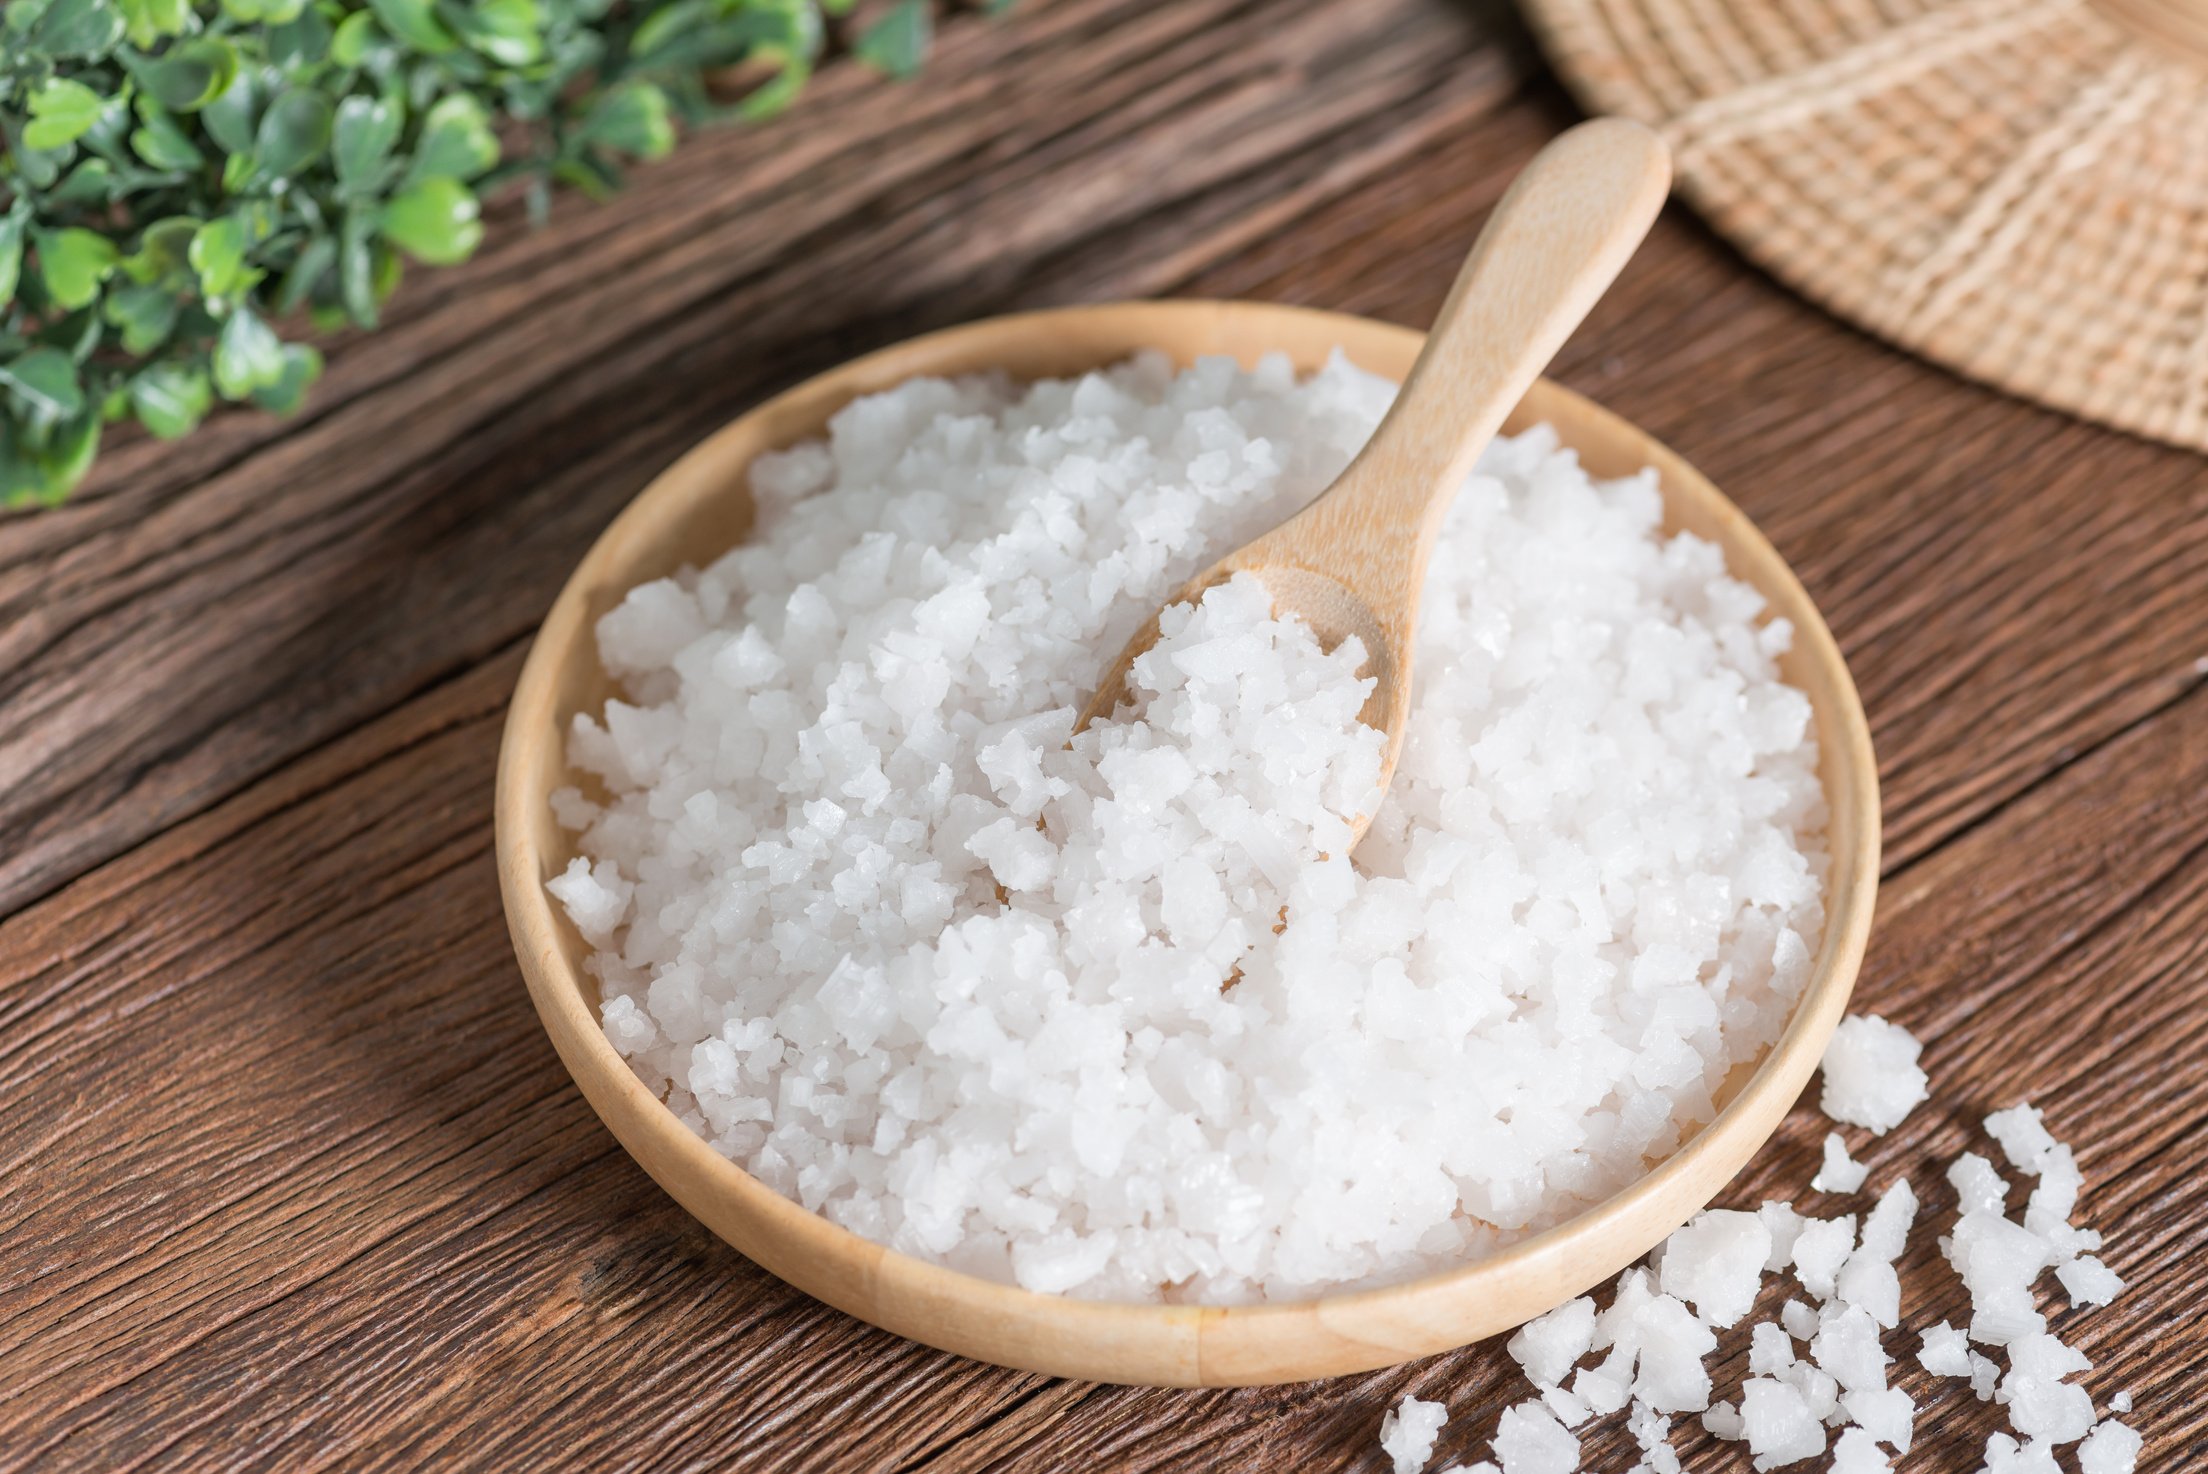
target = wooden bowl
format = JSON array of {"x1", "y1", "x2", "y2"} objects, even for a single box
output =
[{"x1": 495, "y1": 301, "x2": 1880, "y2": 1388}]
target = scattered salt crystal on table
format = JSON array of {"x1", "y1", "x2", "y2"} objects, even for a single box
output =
[
  {"x1": 556, "y1": 351, "x2": 1832, "y2": 1301},
  {"x1": 1981, "y1": 1431, "x2": 2062, "y2": 1473},
  {"x1": 1507, "y1": 1297, "x2": 1596, "y2": 1389},
  {"x1": 1830, "y1": 1425, "x2": 1892, "y2": 1473},
  {"x1": 1491, "y1": 1400, "x2": 1579, "y2": 1474},
  {"x1": 2078, "y1": 1418, "x2": 2142, "y2": 1474},
  {"x1": 1741, "y1": 1375, "x2": 1826, "y2": 1469},
  {"x1": 1813, "y1": 1131, "x2": 1870, "y2": 1193},
  {"x1": 1790, "y1": 1215, "x2": 1857, "y2": 1301},
  {"x1": 1999, "y1": 1331, "x2": 2095, "y2": 1445},
  {"x1": 1380, "y1": 1394, "x2": 1448, "y2": 1474},
  {"x1": 1817, "y1": 1015, "x2": 1929, "y2": 1133},
  {"x1": 1918, "y1": 1321, "x2": 1972, "y2": 1377},
  {"x1": 1658, "y1": 1208, "x2": 1770, "y2": 1327},
  {"x1": 2110, "y1": 1390, "x2": 2132, "y2": 1413},
  {"x1": 1986, "y1": 1103, "x2": 2059, "y2": 1175}
]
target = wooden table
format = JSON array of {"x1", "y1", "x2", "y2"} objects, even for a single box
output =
[{"x1": 4, "y1": 0, "x2": 2203, "y2": 1467}]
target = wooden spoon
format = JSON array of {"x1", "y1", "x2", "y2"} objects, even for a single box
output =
[{"x1": 1073, "y1": 118, "x2": 1673, "y2": 843}]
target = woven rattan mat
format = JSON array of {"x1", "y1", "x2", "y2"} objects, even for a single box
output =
[{"x1": 1520, "y1": 0, "x2": 2208, "y2": 451}]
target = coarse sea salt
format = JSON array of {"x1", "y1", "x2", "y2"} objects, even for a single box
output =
[
  {"x1": 553, "y1": 351, "x2": 1829, "y2": 1301},
  {"x1": 1378, "y1": 1014, "x2": 2139, "y2": 1474}
]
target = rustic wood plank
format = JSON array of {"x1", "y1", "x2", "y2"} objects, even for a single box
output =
[
  {"x1": 0, "y1": 641, "x2": 2197, "y2": 1470},
  {"x1": 4, "y1": 0, "x2": 2207, "y2": 1467}
]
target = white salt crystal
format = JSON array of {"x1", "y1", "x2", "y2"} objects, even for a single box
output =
[
  {"x1": 1813, "y1": 1132, "x2": 1870, "y2": 1193},
  {"x1": 1946, "y1": 1209, "x2": 2053, "y2": 1346},
  {"x1": 1759, "y1": 1202, "x2": 1808, "y2": 1272},
  {"x1": 1835, "y1": 1256, "x2": 1901, "y2": 1328},
  {"x1": 1970, "y1": 1352, "x2": 2002, "y2": 1401},
  {"x1": 1811, "y1": 1305, "x2": 1888, "y2": 1392},
  {"x1": 1751, "y1": 1319, "x2": 1797, "y2": 1375},
  {"x1": 1626, "y1": 1401, "x2": 1679, "y2": 1473},
  {"x1": 1856, "y1": 1179, "x2": 1917, "y2": 1267},
  {"x1": 1539, "y1": 1384, "x2": 1590, "y2": 1428},
  {"x1": 1572, "y1": 1363, "x2": 1630, "y2": 1417},
  {"x1": 2110, "y1": 1391, "x2": 2132, "y2": 1413},
  {"x1": 1780, "y1": 1360, "x2": 1840, "y2": 1421},
  {"x1": 1999, "y1": 1332, "x2": 2094, "y2": 1445},
  {"x1": 1918, "y1": 1321, "x2": 1972, "y2": 1376},
  {"x1": 1818, "y1": 1015, "x2": 1928, "y2": 1134},
  {"x1": 1780, "y1": 1298, "x2": 1819, "y2": 1341},
  {"x1": 1660, "y1": 1209, "x2": 1772, "y2": 1327},
  {"x1": 1829, "y1": 1426, "x2": 1891, "y2": 1473},
  {"x1": 1980, "y1": 1432, "x2": 2062, "y2": 1473},
  {"x1": 2078, "y1": 1419, "x2": 2141, "y2": 1474},
  {"x1": 1986, "y1": 1103, "x2": 2058, "y2": 1175},
  {"x1": 1703, "y1": 1400, "x2": 1743, "y2": 1440},
  {"x1": 1626, "y1": 1294, "x2": 1718, "y2": 1413},
  {"x1": 2057, "y1": 1254, "x2": 2123, "y2": 1306},
  {"x1": 1380, "y1": 1394, "x2": 1449, "y2": 1474},
  {"x1": 1791, "y1": 1215, "x2": 1857, "y2": 1301},
  {"x1": 1948, "y1": 1152, "x2": 2010, "y2": 1217},
  {"x1": 1741, "y1": 1376, "x2": 1826, "y2": 1469},
  {"x1": 1840, "y1": 1386, "x2": 1914, "y2": 1452},
  {"x1": 1508, "y1": 1297, "x2": 1597, "y2": 1388},
  {"x1": 1492, "y1": 1400, "x2": 1579, "y2": 1474}
]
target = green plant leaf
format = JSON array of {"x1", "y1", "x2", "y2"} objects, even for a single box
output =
[
  {"x1": 212, "y1": 308, "x2": 285, "y2": 399},
  {"x1": 130, "y1": 362, "x2": 213, "y2": 437},
  {"x1": 253, "y1": 87, "x2": 334, "y2": 177},
  {"x1": 0, "y1": 349, "x2": 87, "y2": 422},
  {"x1": 34, "y1": 228, "x2": 121, "y2": 310},
  {"x1": 444, "y1": 0, "x2": 543, "y2": 66},
  {"x1": 116, "y1": 0, "x2": 192, "y2": 46},
  {"x1": 333, "y1": 94, "x2": 404, "y2": 189},
  {"x1": 251, "y1": 343, "x2": 323, "y2": 413},
  {"x1": 403, "y1": 93, "x2": 498, "y2": 184},
  {"x1": 38, "y1": 415, "x2": 102, "y2": 501},
  {"x1": 274, "y1": 233, "x2": 335, "y2": 313},
  {"x1": 102, "y1": 281, "x2": 180, "y2": 354},
  {"x1": 197, "y1": 61, "x2": 259, "y2": 151},
  {"x1": 30, "y1": 0, "x2": 126, "y2": 56},
  {"x1": 189, "y1": 216, "x2": 250, "y2": 298},
  {"x1": 337, "y1": 210, "x2": 380, "y2": 327},
  {"x1": 130, "y1": 104, "x2": 205, "y2": 169},
  {"x1": 119, "y1": 215, "x2": 200, "y2": 284},
  {"x1": 854, "y1": 0, "x2": 930, "y2": 79},
  {"x1": 367, "y1": 0, "x2": 458, "y2": 53},
  {"x1": 0, "y1": 212, "x2": 26, "y2": 310},
  {"x1": 580, "y1": 81, "x2": 674, "y2": 160},
  {"x1": 221, "y1": 0, "x2": 307, "y2": 22},
  {"x1": 379, "y1": 176, "x2": 482, "y2": 265},
  {"x1": 128, "y1": 36, "x2": 241, "y2": 112},
  {"x1": 330, "y1": 9, "x2": 379, "y2": 64},
  {"x1": 25, "y1": 79, "x2": 108, "y2": 152},
  {"x1": 51, "y1": 159, "x2": 120, "y2": 206},
  {"x1": 267, "y1": 4, "x2": 332, "y2": 63}
]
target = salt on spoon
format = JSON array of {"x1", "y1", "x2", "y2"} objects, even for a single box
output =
[{"x1": 1075, "y1": 117, "x2": 1672, "y2": 845}]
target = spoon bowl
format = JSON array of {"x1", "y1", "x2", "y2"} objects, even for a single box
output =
[
  {"x1": 495, "y1": 299, "x2": 1880, "y2": 1387},
  {"x1": 1074, "y1": 120, "x2": 1672, "y2": 849}
]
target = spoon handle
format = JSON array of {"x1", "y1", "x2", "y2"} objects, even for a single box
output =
[{"x1": 1250, "y1": 118, "x2": 1671, "y2": 613}]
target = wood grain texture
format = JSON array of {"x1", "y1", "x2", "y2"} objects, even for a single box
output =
[{"x1": 0, "y1": 0, "x2": 2203, "y2": 1466}]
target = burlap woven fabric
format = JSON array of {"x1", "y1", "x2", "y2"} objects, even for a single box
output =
[{"x1": 1521, "y1": 0, "x2": 2208, "y2": 451}]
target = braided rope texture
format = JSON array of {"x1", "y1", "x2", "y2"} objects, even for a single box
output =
[{"x1": 1521, "y1": 0, "x2": 2208, "y2": 450}]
